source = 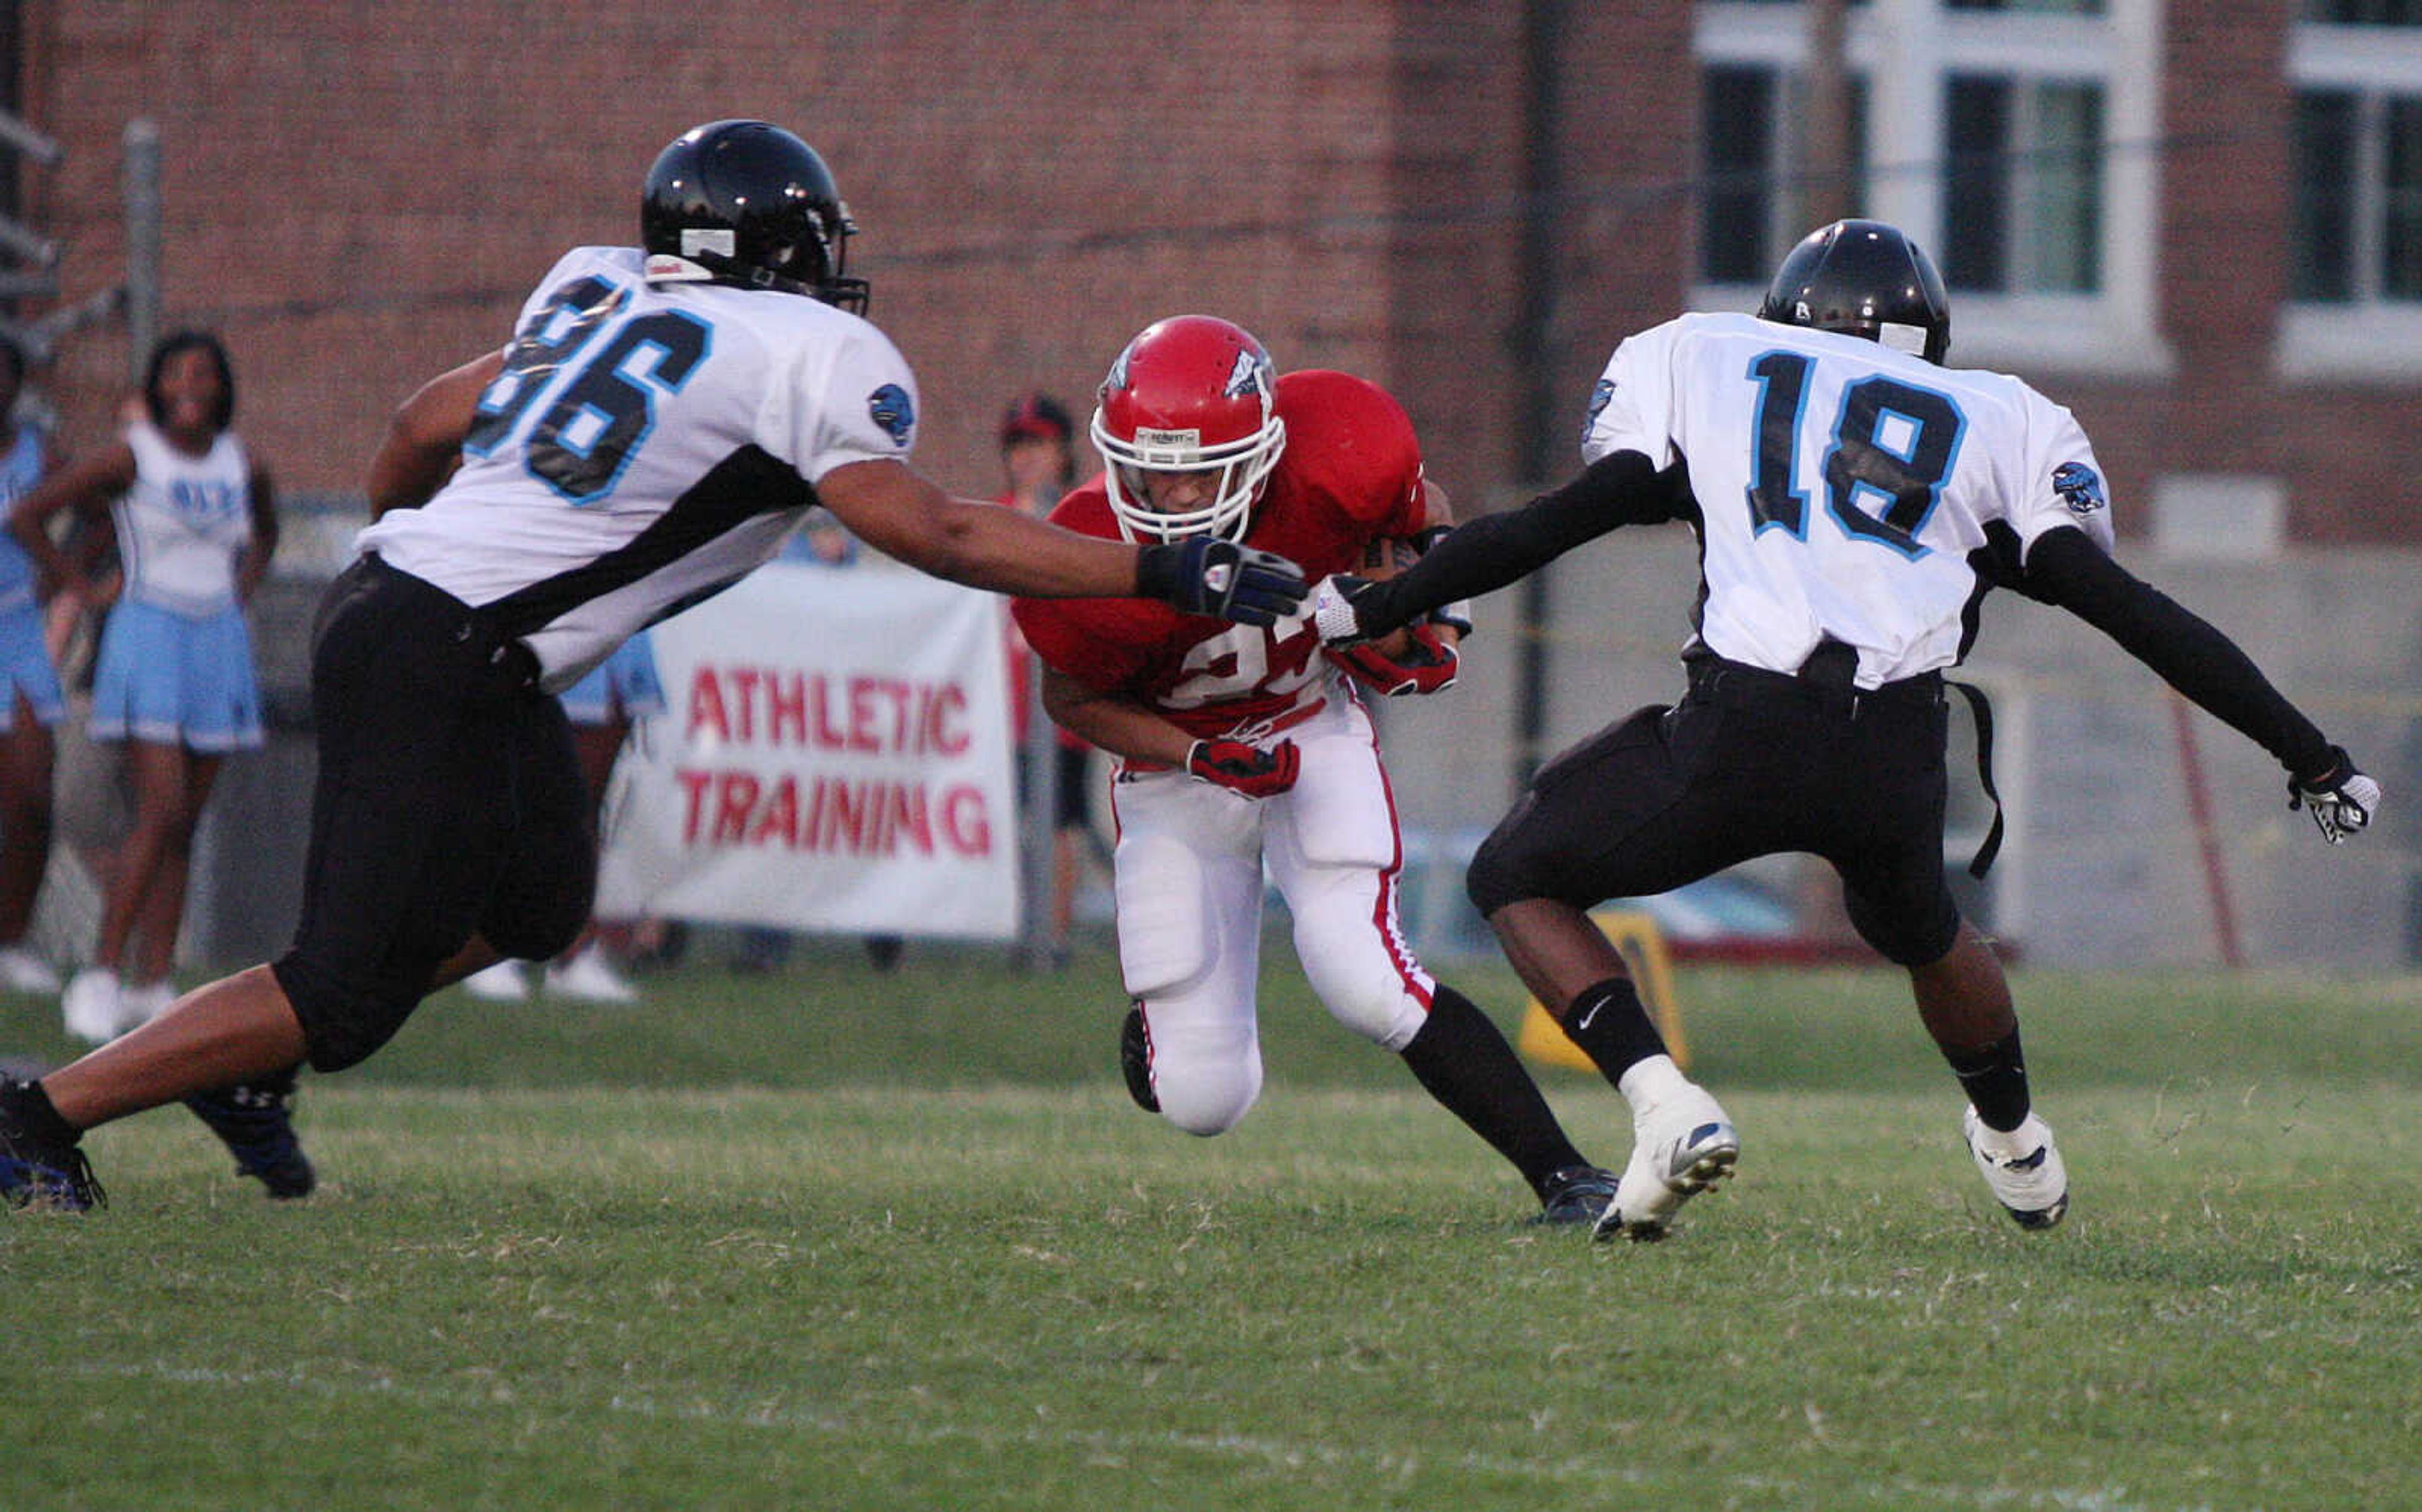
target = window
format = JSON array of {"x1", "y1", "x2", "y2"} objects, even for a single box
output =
[
  {"x1": 1695, "y1": 0, "x2": 2165, "y2": 376},
  {"x1": 2284, "y1": 6, "x2": 2422, "y2": 375}
]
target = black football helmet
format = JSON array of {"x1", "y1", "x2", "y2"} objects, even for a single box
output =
[
  {"x1": 641, "y1": 120, "x2": 869, "y2": 312},
  {"x1": 1757, "y1": 219, "x2": 1950, "y2": 364}
]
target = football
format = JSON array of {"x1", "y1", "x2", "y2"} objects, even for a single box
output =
[{"x1": 1354, "y1": 534, "x2": 1424, "y2": 657}]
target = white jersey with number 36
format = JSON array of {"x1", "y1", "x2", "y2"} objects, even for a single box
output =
[
  {"x1": 1581, "y1": 310, "x2": 2117, "y2": 687},
  {"x1": 360, "y1": 245, "x2": 920, "y2": 692}
]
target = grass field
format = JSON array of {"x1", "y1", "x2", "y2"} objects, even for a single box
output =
[{"x1": 5, "y1": 941, "x2": 2419, "y2": 1511}]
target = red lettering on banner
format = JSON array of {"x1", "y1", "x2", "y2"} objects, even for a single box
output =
[
  {"x1": 928, "y1": 685, "x2": 968, "y2": 755},
  {"x1": 688, "y1": 668, "x2": 730, "y2": 743},
  {"x1": 751, "y1": 774, "x2": 800, "y2": 846},
  {"x1": 940, "y1": 784, "x2": 990, "y2": 853},
  {"x1": 713, "y1": 771, "x2": 760, "y2": 841},
  {"x1": 677, "y1": 769, "x2": 713, "y2": 840},
  {"x1": 727, "y1": 668, "x2": 761, "y2": 741},
  {"x1": 687, "y1": 666, "x2": 984, "y2": 757},
  {"x1": 813, "y1": 673, "x2": 846, "y2": 748},
  {"x1": 670, "y1": 769, "x2": 995, "y2": 858},
  {"x1": 765, "y1": 673, "x2": 807, "y2": 746}
]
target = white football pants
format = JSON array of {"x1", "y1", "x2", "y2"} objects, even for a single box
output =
[{"x1": 1112, "y1": 695, "x2": 1434, "y2": 1136}]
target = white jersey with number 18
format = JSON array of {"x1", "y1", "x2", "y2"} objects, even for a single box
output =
[{"x1": 1581, "y1": 310, "x2": 2117, "y2": 688}]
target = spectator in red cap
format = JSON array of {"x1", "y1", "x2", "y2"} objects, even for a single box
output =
[{"x1": 996, "y1": 392, "x2": 1097, "y2": 965}]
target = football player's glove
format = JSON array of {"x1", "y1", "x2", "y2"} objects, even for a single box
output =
[
  {"x1": 2288, "y1": 747, "x2": 2382, "y2": 844},
  {"x1": 1185, "y1": 736, "x2": 1300, "y2": 798},
  {"x1": 1309, "y1": 573, "x2": 1394, "y2": 646},
  {"x1": 1135, "y1": 537, "x2": 1306, "y2": 627},
  {"x1": 1328, "y1": 621, "x2": 1460, "y2": 697}
]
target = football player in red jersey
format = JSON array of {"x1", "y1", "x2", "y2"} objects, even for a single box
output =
[{"x1": 1012, "y1": 315, "x2": 1618, "y2": 1226}]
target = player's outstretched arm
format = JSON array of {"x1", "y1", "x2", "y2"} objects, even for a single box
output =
[
  {"x1": 2021, "y1": 524, "x2": 2381, "y2": 841},
  {"x1": 817, "y1": 458, "x2": 1305, "y2": 625},
  {"x1": 1313, "y1": 448, "x2": 1685, "y2": 644}
]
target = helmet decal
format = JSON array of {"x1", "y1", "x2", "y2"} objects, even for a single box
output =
[{"x1": 1224, "y1": 347, "x2": 1270, "y2": 399}]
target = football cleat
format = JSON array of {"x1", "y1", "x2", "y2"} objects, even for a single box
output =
[
  {"x1": 1, "y1": 1078, "x2": 104, "y2": 1211},
  {"x1": 0, "y1": 945, "x2": 60, "y2": 994},
  {"x1": 1118, "y1": 1004, "x2": 1159, "y2": 1112},
  {"x1": 61, "y1": 966, "x2": 124, "y2": 1045},
  {"x1": 1963, "y1": 1105, "x2": 2068, "y2": 1230},
  {"x1": 460, "y1": 960, "x2": 530, "y2": 1001},
  {"x1": 184, "y1": 1071, "x2": 315, "y2": 1200},
  {"x1": 542, "y1": 950, "x2": 640, "y2": 1004},
  {"x1": 1594, "y1": 1086, "x2": 1740, "y2": 1243},
  {"x1": 1530, "y1": 1165, "x2": 1620, "y2": 1228}
]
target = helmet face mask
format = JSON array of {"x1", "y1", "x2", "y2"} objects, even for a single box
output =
[
  {"x1": 1757, "y1": 219, "x2": 1951, "y2": 364},
  {"x1": 1091, "y1": 315, "x2": 1286, "y2": 544},
  {"x1": 641, "y1": 120, "x2": 870, "y2": 313}
]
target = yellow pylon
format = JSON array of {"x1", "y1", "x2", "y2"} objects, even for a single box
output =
[{"x1": 1514, "y1": 907, "x2": 1688, "y2": 1071}]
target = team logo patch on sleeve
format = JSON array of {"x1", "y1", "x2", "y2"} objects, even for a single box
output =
[
  {"x1": 2051, "y1": 461, "x2": 2106, "y2": 517},
  {"x1": 1582, "y1": 378, "x2": 1615, "y2": 443},
  {"x1": 868, "y1": 383, "x2": 916, "y2": 448}
]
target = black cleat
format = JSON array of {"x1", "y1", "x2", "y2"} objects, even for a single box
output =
[
  {"x1": 1, "y1": 1078, "x2": 104, "y2": 1211},
  {"x1": 1530, "y1": 1165, "x2": 1619, "y2": 1227},
  {"x1": 184, "y1": 1070, "x2": 315, "y2": 1199},
  {"x1": 1119, "y1": 1004, "x2": 1159, "y2": 1112}
]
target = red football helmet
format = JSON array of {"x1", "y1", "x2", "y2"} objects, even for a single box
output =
[{"x1": 1090, "y1": 315, "x2": 1287, "y2": 543}]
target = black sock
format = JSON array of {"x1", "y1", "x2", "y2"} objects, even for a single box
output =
[
  {"x1": 4, "y1": 1078, "x2": 84, "y2": 1144},
  {"x1": 1943, "y1": 1028, "x2": 2030, "y2": 1132},
  {"x1": 1400, "y1": 986, "x2": 1589, "y2": 1198},
  {"x1": 1557, "y1": 975, "x2": 1668, "y2": 1085}
]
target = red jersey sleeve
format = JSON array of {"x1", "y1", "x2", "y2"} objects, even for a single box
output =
[{"x1": 1271, "y1": 371, "x2": 1427, "y2": 543}]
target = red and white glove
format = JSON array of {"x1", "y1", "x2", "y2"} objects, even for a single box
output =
[
  {"x1": 1185, "y1": 737, "x2": 1301, "y2": 798},
  {"x1": 1328, "y1": 621, "x2": 1460, "y2": 697}
]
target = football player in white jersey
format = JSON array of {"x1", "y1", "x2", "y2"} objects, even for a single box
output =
[
  {"x1": 1314, "y1": 219, "x2": 2382, "y2": 1242},
  {"x1": 0, "y1": 120, "x2": 1306, "y2": 1212}
]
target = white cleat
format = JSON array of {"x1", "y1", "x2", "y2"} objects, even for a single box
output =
[
  {"x1": 117, "y1": 978, "x2": 178, "y2": 1034},
  {"x1": 0, "y1": 945, "x2": 61, "y2": 994},
  {"x1": 1594, "y1": 1085, "x2": 1740, "y2": 1242},
  {"x1": 61, "y1": 967, "x2": 124, "y2": 1045},
  {"x1": 1963, "y1": 1105, "x2": 2069, "y2": 1231},
  {"x1": 542, "y1": 950, "x2": 639, "y2": 1004},
  {"x1": 460, "y1": 961, "x2": 530, "y2": 1001}
]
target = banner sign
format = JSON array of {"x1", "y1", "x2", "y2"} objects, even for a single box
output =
[{"x1": 595, "y1": 561, "x2": 1019, "y2": 939}]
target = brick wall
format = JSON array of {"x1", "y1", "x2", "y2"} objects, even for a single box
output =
[{"x1": 8, "y1": 1, "x2": 2415, "y2": 544}]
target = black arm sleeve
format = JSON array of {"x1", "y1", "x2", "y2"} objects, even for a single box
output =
[
  {"x1": 2020, "y1": 525, "x2": 2336, "y2": 781},
  {"x1": 1352, "y1": 449, "x2": 1688, "y2": 632}
]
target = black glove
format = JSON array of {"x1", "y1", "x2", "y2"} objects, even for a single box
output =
[
  {"x1": 1185, "y1": 737, "x2": 1300, "y2": 798},
  {"x1": 1134, "y1": 537, "x2": 1306, "y2": 627},
  {"x1": 2288, "y1": 747, "x2": 2382, "y2": 844}
]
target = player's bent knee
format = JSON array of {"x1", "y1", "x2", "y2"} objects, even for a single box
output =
[
  {"x1": 1844, "y1": 885, "x2": 1960, "y2": 967},
  {"x1": 1466, "y1": 810, "x2": 1554, "y2": 919},
  {"x1": 272, "y1": 954, "x2": 428, "y2": 1074},
  {"x1": 1151, "y1": 1059, "x2": 1261, "y2": 1136}
]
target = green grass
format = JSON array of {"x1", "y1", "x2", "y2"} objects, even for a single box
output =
[{"x1": 5, "y1": 943, "x2": 2420, "y2": 1510}]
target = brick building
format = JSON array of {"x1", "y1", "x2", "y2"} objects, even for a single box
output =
[
  {"x1": 5, "y1": 2, "x2": 2416, "y2": 545},
  {"x1": 1, "y1": 3, "x2": 2413, "y2": 968}
]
